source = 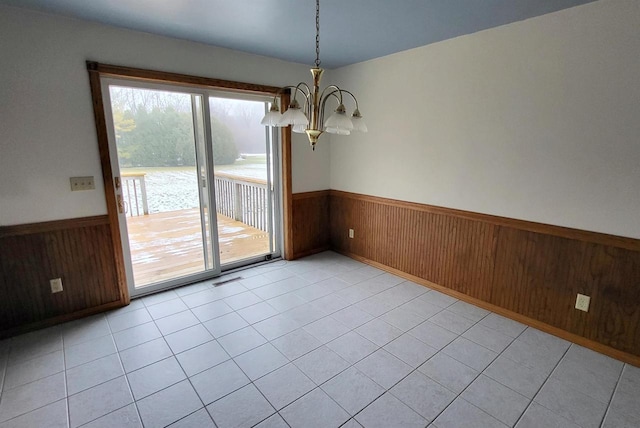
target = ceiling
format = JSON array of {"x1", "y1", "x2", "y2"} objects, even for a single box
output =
[{"x1": 1, "y1": 0, "x2": 597, "y2": 69}]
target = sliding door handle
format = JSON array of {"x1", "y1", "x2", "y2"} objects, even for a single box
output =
[{"x1": 117, "y1": 194, "x2": 125, "y2": 214}]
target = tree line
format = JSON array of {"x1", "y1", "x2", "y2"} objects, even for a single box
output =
[{"x1": 111, "y1": 88, "x2": 238, "y2": 166}]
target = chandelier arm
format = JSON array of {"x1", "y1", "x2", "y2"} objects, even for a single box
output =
[
  {"x1": 280, "y1": 84, "x2": 310, "y2": 103},
  {"x1": 319, "y1": 85, "x2": 343, "y2": 104},
  {"x1": 322, "y1": 91, "x2": 341, "y2": 110},
  {"x1": 292, "y1": 83, "x2": 312, "y2": 120},
  {"x1": 296, "y1": 83, "x2": 312, "y2": 114},
  {"x1": 318, "y1": 90, "x2": 343, "y2": 127},
  {"x1": 296, "y1": 82, "x2": 312, "y2": 96},
  {"x1": 321, "y1": 88, "x2": 360, "y2": 109},
  {"x1": 335, "y1": 89, "x2": 360, "y2": 110},
  {"x1": 268, "y1": 87, "x2": 288, "y2": 106},
  {"x1": 320, "y1": 90, "x2": 342, "y2": 107},
  {"x1": 267, "y1": 85, "x2": 308, "y2": 105}
]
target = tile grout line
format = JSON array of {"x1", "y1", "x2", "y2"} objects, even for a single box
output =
[
  {"x1": 66, "y1": 313, "x2": 137, "y2": 428},
  {"x1": 1, "y1": 332, "x2": 69, "y2": 426},
  {"x1": 62, "y1": 329, "x2": 71, "y2": 428},
  {"x1": 108, "y1": 315, "x2": 146, "y2": 428},
  {"x1": 173, "y1": 355, "x2": 210, "y2": 427},
  {"x1": 174, "y1": 279, "x2": 238, "y2": 426},
  {"x1": 0, "y1": 343, "x2": 8, "y2": 416},
  {"x1": 170, "y1": 407, "x2": 218, "y2": 428},
  {"x1": 408, "y1": 311, "x2": 527, "y2": 426},
  {"x1": 353, "y1": 311, "x2": 499, "y2": 426},
  {"x1": 475, "y1": 323, "x2": 538, "y2": 427},
  {"x1": 64, "y1": 370, "x2": 136, "y2": 426},
  {"x1": 510, "y1": 337, "x2": 573, "y2": 428},
  {"x1": 2, "y1": 332, "x2": 69, "y2": 423},
  {"x1": 75, "y1": 401, "x2": 136, "y2": 428},
  {"x1": 0, "y1": 343, "x2": 8, "y2": 402},
  {"x1": 597, "y1": 362, "x2": 626, "y2": 428},
  {"x1": 154, "y1": 283, "x2": 227, "y2": 427}
]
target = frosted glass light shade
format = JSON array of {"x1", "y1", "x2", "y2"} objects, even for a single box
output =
[
  {"x1": 324, "y1": 106, "x2": 353, "y2": 133},
  {"x1": 260, "y1": 110, "x2": 283, "y2": 127},
  {"x1": 351, "y1": 116, "x2": 368, "y2": 132},
  {"x1": 280, "y1": 107, "x2": 309, "y2": 126},
  {"x1": 325, "y1": 127, "x2": 351, "y2": 135},
  {"x1": 351, "y1": 109, "x2": 368, "y2": 132},
  {"x1": 292, "y1": 124, "x2": 307, "y2": 133}
]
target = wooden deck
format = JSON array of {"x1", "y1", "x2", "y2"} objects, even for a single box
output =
[{"x1": 126, "y1": 208, "x2": 270, "y2": 286}]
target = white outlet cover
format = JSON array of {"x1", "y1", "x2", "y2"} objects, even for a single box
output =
[
  {"x1": 575, "y1": 294, "x2": 590, "y2": 312},
  {"x1": 50, "y1": 278, "x2": 63, "y2": 293}
]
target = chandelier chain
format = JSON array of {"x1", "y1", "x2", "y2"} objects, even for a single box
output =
[{"x1": 315, "y1": 0, "x2": 321, "y2": 67}]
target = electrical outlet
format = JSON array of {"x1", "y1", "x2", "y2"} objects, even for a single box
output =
[
  {"x1": 70, "y1": 176, "x2": 95, "y2": 191},
  {"x1": 575, "y1": 293, "x2": 590, "y2": 312},
  {"x1": 348, "y1": 229, "x2": 354, "y2": 239},
  {"x1": 50, "y1": 278, "x2": 63, "y2": 293}
]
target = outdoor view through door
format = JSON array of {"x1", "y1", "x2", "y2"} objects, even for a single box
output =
[{"x1": 104, "y1": 81, "x2": 280, "y2": 294}]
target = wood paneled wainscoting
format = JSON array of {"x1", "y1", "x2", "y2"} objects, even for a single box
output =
[
  {"x1": 330, "y1": 190, "x2": 640, "y2": 364},
  {"x1": 291, "y1": 190, "x2": 331, "y2": 259},
  {"x1": 0, "y1": 216, "x2": 125, "y2": 338}
]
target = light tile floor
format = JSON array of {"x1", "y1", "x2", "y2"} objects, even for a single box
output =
[{"x1": 0, "y1": 251, "x2": 638, "y2": 428}]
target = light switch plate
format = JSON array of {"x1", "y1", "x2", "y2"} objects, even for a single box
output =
[{"x1": 70, "y1": 176, "x2": 95, "y2": 191}]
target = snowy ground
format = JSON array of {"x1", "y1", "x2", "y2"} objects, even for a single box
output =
[{"x1": 122, "y1": 160, "x2": 268, "y2": 214}]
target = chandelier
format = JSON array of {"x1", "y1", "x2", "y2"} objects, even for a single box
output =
[{"x1": 261, "y1": 0, "x2": 367, "y2": 150}]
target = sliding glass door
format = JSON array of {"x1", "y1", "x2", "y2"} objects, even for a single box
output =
[
  {"x1": 209, "y1": 95, "x2": 278, "y2": 266},
  {"x1": 101, "y1": 79, "x2": 280, "y2": 296}
]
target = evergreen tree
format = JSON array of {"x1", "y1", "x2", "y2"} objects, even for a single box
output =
[{"x1": 114, "y1": 106, "x2": 238, "y2": 166}]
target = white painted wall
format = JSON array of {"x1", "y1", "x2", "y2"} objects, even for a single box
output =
[
  {"x1": 330, "y1": 0, "x2": 640, "y2": 239},
  {"x1": 291, "y1": 132, "x2": 331, "y2": 193},
  {"x1": 3, "y1": 1, "x2": 638, "y2": 238},
  {"x1": 0, "y1": 5, "x2": 329, "y2": 225}
]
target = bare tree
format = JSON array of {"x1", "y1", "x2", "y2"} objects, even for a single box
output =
[{"x1": 109, "y1": 86, "x2": 191, "y2": 114}]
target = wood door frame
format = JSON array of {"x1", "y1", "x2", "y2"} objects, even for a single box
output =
[{"x1": 86, "y1": 61, "x2": 294, "y2": 302}]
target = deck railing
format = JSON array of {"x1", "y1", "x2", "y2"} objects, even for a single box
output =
[
  {"x1": 214, "y1": 172, "x2": 269, "y2": 232},
  {"x1": 122, "y1": 174, "x2": 149, "y2": 217},
  {"x1": 121, "y1": 171, "x2": 269, "y2": 232}
]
